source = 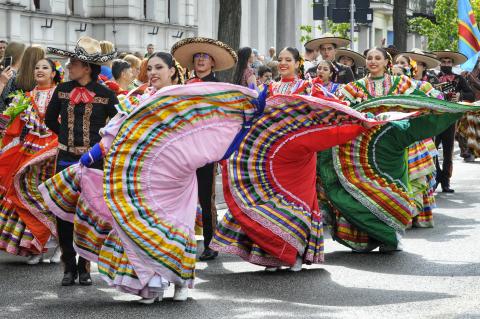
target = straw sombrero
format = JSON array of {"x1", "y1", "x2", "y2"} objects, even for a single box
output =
[
  {"x1": 171, "y1": 37, "x2": 237, "y2": 71},
  {"x1": 432, "y1": 50, "x2": 468, "y2": 65},
  {"x1": 336, "y1": 49, "x2": 366, "y2": 67},
  {"x1": 304, "y1": 33, "x2": 351, "y2": 50},
  {"x1": 398, "y1": 49, "x2": 440, "y2": 69},
  {"x1": 47, "y1": 36, "x2": 117, "y2": 64}
]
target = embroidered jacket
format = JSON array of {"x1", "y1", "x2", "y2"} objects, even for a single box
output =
[{"x1": 45, "y1": 80, "x2": 118, "y2": 155}]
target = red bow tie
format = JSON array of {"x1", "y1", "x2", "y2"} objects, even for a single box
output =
[{"x1": 70, "y1": 87, "x2": 96, "y2": 105}]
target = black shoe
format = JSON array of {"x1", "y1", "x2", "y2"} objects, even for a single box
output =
[
  {"x1": 442, "y1": 186, "x2": 455, "y2": 193},
  {"x1": 78, "y1": 273, "x2": 92, "y2": 286},
  {"x1": 199, "y1": 248, "x2": 218, "y2": 261},
  {"x1": 61, "y1": 272, "x2": 77, "y2": 286}
]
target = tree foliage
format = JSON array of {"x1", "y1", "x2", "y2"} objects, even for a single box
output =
[
  {"x1": 299, "y1": 21, "x2": 351, "y2": 44},
  {"x1": 409, "y1": 0, "x2": 480, "y2": 51}
]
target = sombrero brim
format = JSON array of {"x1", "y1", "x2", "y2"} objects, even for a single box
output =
[
  {"x1": 304, "y1": 37, "x2": 351, "y2": 50},
  {"x1": 47, "y1": 47, "x2": 117, "y2": 65},
  {"x1": 171, "y1": 38, "x2": 237, "y2": 71},
  {"x1": 336, "y1": 49, "x2": 366, "y2": 67},
  {"x1": 398, "y1": 52, "x2": 440, "y2": 69},
  {"x1": 433, "y1": 51, "x2": 468, "y2": 65}
]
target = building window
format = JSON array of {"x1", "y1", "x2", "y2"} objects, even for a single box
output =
[
  {"x1": 144, "y1": 0, "x2": 147, "y2": 19},
  {"x1": 34, "y1": 0, "x2": 40, "y2": 10},
  {"x1": 168, "y1": 0, "x2": 171, "y2": 23},
  {"x1": 69, "y1": 0, "x2": 75, "y2": 15}
]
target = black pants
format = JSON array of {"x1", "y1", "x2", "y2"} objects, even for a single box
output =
[
  {"x1": 196, "y1": 163, "x2": 217, "y2": 249},
  {"x1": 55, "y1": 151, "x2": 102, "y2": 274},
  {"x1": 434, "y1": 124, "x2": 456, "y2": 188}
]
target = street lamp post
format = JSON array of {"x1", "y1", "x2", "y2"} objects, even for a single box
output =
[
  {"x1": 324, "y1": 0, "x2": 329, "y2": 32},
  {"x1": 350, "y1": 0, "x2": 355, "y2": 49}
]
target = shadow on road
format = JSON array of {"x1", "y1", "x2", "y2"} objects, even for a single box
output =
[
  {"x1": 195, "y1": 267, "x2": 452, "y2": 307},
  {"x1": 324, "y1": 250, "x2": 480, "y2": 277},
  {"x1": 405, "y1": 212, "x2": 480, "y2": 242}
]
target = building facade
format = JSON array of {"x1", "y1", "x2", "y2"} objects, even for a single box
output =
[
  {"x1": 199, "y1": 0, "x2": 430, "y2": 57},
  {"x1": 0, "y1": 0, "x2": 197, "y2": 54},
  {"x1": 1, "y1": 0, "x2": 434, "y2": 57}
]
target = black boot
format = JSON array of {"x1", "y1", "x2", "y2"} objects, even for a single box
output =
[
  {"x1": 61, "y1": 272, "x2": 77, "y2": 286},
  {"x1": 78, "y1": 272, "x2": 92, "y2": 286},
  {"x1": 441, "y1": 182, "x2": 455, "y2": 193},
  {"x1": 199, "y1": 248, "x2": 218, "y2": 261}
]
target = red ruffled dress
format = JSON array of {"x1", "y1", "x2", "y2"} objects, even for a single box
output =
[{"x1": 0, "y1": 86, "x2": 58, "y2": 255}]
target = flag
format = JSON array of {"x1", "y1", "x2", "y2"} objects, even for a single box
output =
[
  {"x1": 461, "y1": 50, "x2": 480, "y2": 71},
  {"x1": 458, "y1": 0, "x2": 480, "y2": 58}
]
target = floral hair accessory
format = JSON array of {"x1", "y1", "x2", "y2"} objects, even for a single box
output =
[{"x1": 54, "y1": 61, "x2": 65, "y2": 83}]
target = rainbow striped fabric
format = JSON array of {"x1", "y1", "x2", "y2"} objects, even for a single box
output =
[
  {"x1": 40, "y1": 83, "x2": 259, "y2": 295},
  {"x1": 212, "y1": 93, "x2": 379, "y2": 266},
  {"x1": 321, "y1": 95, "x2": 480, "y2": 251},
  {"x1": 102, "y1": 83, "x2": 257, "y2": 289}
]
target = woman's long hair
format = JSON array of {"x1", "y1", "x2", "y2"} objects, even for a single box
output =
[
  {"x1": 232, "y1": 47, "x2": 253, "y2": 85},
  {"x1": 15, "y1": 46, "x2": 45, "y2": 91},
  {"x1": 3, "y1": 41, "x2": 26, "y2": 67}
]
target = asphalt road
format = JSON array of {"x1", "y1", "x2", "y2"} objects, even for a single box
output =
[{"x1": 1, "y1": 154, "x2": 480, "y2": 319}]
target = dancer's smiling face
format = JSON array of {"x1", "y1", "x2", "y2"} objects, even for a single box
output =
[
  {"x1": 366, "y1": 49, "x2": 388, "y2": 77},
  {"x1": 278, "y1": 49, "x2": 299, "y2": 78},
  {"x1": 147, "y1": 56, "x2": 175, "y2": 90},
  {"x1": 34, "y1": 59, "x2": 55, "y2": 87}
]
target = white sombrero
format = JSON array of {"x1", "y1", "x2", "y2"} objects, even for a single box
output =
[
  {"x1": 171, "y1": 37, "x2": 238, "y2": 71},
  {"x1": 432, "y1": 50, "x2": 468, "y2": 65},
  {"x1": 336, "y1": 49, "x2": 366, "y2": 67},
  {"x1": 399, "y1": 49, "x2": 440, "y2": 69},
  {"x1": 304, "y1": 33, "x2": 351, "y2": 50},
  {"x1": 47, "y1": 36, "x2": 117, "y2": 65}
]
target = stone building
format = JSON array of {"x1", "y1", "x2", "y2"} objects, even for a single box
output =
[{"x1": 0, "y1": 0, "x2": 197, "y2": 54}]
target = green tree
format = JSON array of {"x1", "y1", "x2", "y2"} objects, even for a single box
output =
[
  {"x1": 299, "y1": 21, "x2": 351, "y2": 44},
  {"x1": 409, "y1": 0, "x2": 480, "y2": 51}
]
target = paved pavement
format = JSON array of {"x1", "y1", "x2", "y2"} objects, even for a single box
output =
[{"x1": 1, "y1": 153, "x2": 480, "y2": 319}]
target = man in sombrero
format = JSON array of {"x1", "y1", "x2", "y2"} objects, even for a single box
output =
[
  {"x1": 432, "y1": 50, "x2": 474, "y2": 192},
  {"x1": 45, "y1": 36, "x2": 119, "y2": 286},
  {"x1": 335, "y1": 48, "x2": 366, "y2": 80},
  {"x1": 304, "y1": 33, "x2": 355, "y2": 84},
  {"x1": 171, "y1": 37, "x2": 237, "y2": 261}
]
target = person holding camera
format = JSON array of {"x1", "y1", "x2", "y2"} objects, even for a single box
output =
[{"x1": 0, "y1": 42, "x2": 26, "y2": 112}]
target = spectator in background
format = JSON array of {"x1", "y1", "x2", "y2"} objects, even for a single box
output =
[
  {"x1": 0, "y1": 42, "x2": 26, "y2": 112},
  {"x1": 232, "y1": 47, "x2": 257, "y2": 87},
  {"x1": 133, "y1": 51, "x2": 144, "y2": 60},
  {"x1": 251, "y1": 48, "x2": 263, "y2": 72},
  {"x1": 99, "y1": 40, "x2": 115, "y2": 82},
  {"x1": 137, "y1": 58, "x2": 149, "y2": 85},
  {"x1": 265, "y1": 46, "x2": 276, "y2": 63},
  {"x1": 104, "y1": 59, "x2": 133, "y2": 95},
  {"x1": 123, "y1": 54, "x2": 142, "y2": 89},
  {"x1": 257, "y1": 65, "x2": 272, "y2": 85},
  {"x1": 266, "y1": 60, "x2": 280, "y2": 81},
  {"x1": 145, "y1": 43, "x2": 155, "y2": 58},
  {"x1": 0, "y1": 40, "x2": 8, "y2": 64},
  {"x1": 303, "y1": 47, "x2": 318, "y2": 73},
  {"x1": 15, "y1": 46, "x2": 46, "y2": 92}
]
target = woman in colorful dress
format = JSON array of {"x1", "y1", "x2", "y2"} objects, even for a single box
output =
[
  {"x1": 399, "y1": 49, "x2": 443, "y2": 228},
  {"x1": 0, "y1": 58, "x2": 63, "y2": 263},
  {"x1": 232, "y1": 46, "x2": 257, "y2": 87},
  {"x1": 210, "y1": 47, "x2": 382, "y2": 271},
  {"x1": 40, "y1": 44, "x2": 257, "y2": 304},
  {"x1": 268, "y1": 47, "x2": 310, "y2": 95},
  {"x1": 312, "y1": 60, "x2": 341, "y2": 98},
  {"x1": 319, "y1": 47, "x2": 472, "y2": 252}
]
